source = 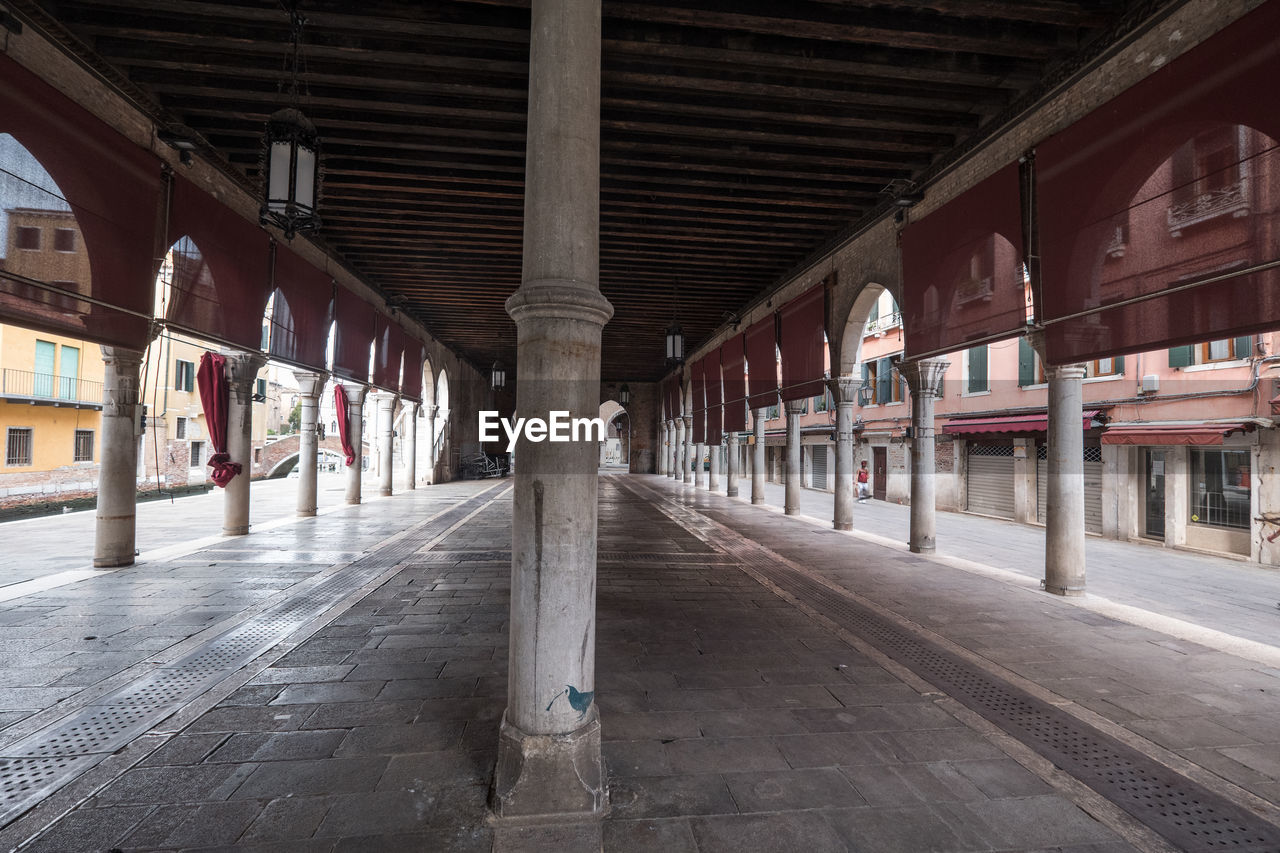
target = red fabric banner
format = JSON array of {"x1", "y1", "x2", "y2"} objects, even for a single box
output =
[
  {"x1": 400, "y1": 340, "x2": 425, "y2": 401},
  {"x1": 196, "y1": 352, "x2": 239, "y2": 487},
  {"x1": 371, "y1": 313, "x2": 405, "y2": 392},
  {"x1": 0, "y1": 54, "x2": 161, "y2": 351},
  {"x1": 744, "y1": 316, "x2": 778, "y2": 409},
  {"x1": 334, "y1": 384, "x2": 355, "y2": 466},
  {"x1": 270, "y1": 243, "x2": 333, "y2": 371},
  {"x1": 1037, "y1": 1, "x2": 1280, "y2": 365},
  {"x1": 902, "y1": 163, "x2": 1025, "y2": 360},
  {"x1": 166, "y1": 175, "x2": 272, "y2": 350},
  {"x1": 691, "y1": 356, "x2": 706, "y2": 443},
  {"x1": 778, "y1": 284, "x2": 827, "y2": 402},
  {"x1": 332, "y1": 287, "x2": 376, "y2": 381},
  {"x1": 705, "y1": 346, "x2": 723, "y2": 444},
  {"x1": 721, "y1": 333, "x2": 747, "y2": 432}
]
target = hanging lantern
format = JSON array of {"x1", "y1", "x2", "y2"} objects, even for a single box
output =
[
  {"x1": 259, "y1": 4, "x2": 321, "y2": 240},
  {"x1": 260, "y1": 108, "x2": 321, "y2": 239},
  {"x1": 619, "y1": 383, "x2": 631, "y2": 405},
  {"x1": 491, "y1": 360, "x2": 506, "y2": 390},
  {"x1": 665, "y1": 320, "x2": 685, "y2": 365}
]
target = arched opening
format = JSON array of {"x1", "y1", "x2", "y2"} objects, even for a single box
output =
[
  {"x1": 434, "y1": 368, "x2": 450, "y2": 480},
  {"x1": 415, "y1": 356, "x2": 436, "y2": 484},
  {"x1": 598, "y1": 400, "x2": 628, "y2": 469}
]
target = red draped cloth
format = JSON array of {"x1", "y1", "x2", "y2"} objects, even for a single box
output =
[
  {"x1": 335, "y1": 385, "x2": 356, "y2": 466},
  {"x1": 196, "y1": 352, "x2": 239, "y2": 488}
]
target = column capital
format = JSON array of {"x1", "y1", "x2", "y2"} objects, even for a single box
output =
[
  {"x1": 1046, "y1": 364, "x2": 1087, "y2": 382},
  {"x1": 726, "y1": 431, "x2": 739, "y2": 445},
  {"x1": 341, "y1": 382, "x2": 369, "y2": 405},
  {"x1": 829, "y1": 376, "x2": 861, "y2": 405},
  {"x1": 506, "y1": 282, "x2": 614, "y2": 327},
  {"x1": 292, "y1": 370, "x2": 326, "y2": 398},
  {"x1": 100, "y1": 345, "x2": 145, "y2": 371},
  {"x1": 223, "y1": 350, "x2": 268, "y2": 398},
  {"x1": 682, "y1": 415, "x2": 693, "y2": 428},
  {"x1": 784, "y1": 398, "x2": 807, "y2": 415},
  {"x1": 369, "y1": 389, "x2": 398, "y2": 408},
  {"x1": 898, "y1": 357, "x2": 950, "y2": 398}
]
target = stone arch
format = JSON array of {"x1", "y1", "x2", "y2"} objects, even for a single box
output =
[{"x1": 836, "y1": 281, "x2": 899, "y2": 377}]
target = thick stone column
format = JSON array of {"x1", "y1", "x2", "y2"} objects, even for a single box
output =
[
  {"x1": 752, "y1": 409, "x2": 767, "y2": 504},
  {"x1": 658, "y1": 423, "x2": 668, "y2": 475},
  {"x1": 370, "y1": 391, "x2": 397, "y2": 497},
  {"x1": 424, "y1": 405, "x2": 438, "y2": 486},
  {"x1": 784, "y1": 399, "x2": 805, "y2": 515},
  {"x1": 223, "y1": 351, "x2": 267, "y2": 536},
  {"x1": 342, "y1": 384, "x2": 368, "y2": 504},
  {"x1": 94, "y1": 347, "x2": 145, "y2": 567},
  {"x1": 292, "y1": 370, "x2": 325, "y2": 517},
  {"x1": 695, "y1": 441, "x2": 707, "y2": 488},
  {"x1": 900, "y1": 358, "x2": 949, "y2": 553},
  {"x1": 726, "y1": 432, "x2": 739, "y2": 497},
  {"x1": 683, "y1": 416, "x2": 694, "y2": 484},
  {"x1": 831, "y1": 378, "x2": 858, "y2": 531},
  {"x1": 403, "y1": 402, "x2": 418, "y2": 490},
  {"x1": 492, "y1": 0, "x2": 610, "y2": 820},
  {"x1": 708, "y1": 441, "x2": 720, "y2": 491},
  {"x1": 1044, "y1": 364, "x2": 1087, "y2": 595}
]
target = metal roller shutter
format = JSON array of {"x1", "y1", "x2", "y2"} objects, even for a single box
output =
[
  {"x1": 1035, "y1": 444, "x2": 1103, "y2": 533},
  {"x1": 966, "y1": 444, "x2": 1015, "y2": 519},
  {"x1": 812, "y1": 445, "x2": 828, "y2": 490}
]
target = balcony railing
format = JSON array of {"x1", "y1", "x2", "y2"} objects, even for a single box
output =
[
  {"x1": 866, "y1": 311, "x2": 903, "y2": 335},
  {"x1": 1, "y1": 369, "x2": 103, "y2": 407},
  {"x1": 1167, "y1": 179, "x2": 1250, "y2": 237}
]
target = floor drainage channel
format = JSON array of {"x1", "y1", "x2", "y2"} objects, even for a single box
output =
[
  {"x1": 0, "y1": 487, "x2": 501, "y2": 829},
  {"x1": 633, "y1": 480, "x2": 1280, "y2": 853}
]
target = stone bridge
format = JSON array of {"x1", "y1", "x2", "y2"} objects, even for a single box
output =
[{"x1": 259, "y1": 434, "x2": 369, "y2": 478}]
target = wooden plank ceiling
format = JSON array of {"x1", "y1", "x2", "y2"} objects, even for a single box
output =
[{"x1": 26, "y1": 0, "x2": 1148, "y2": 381}]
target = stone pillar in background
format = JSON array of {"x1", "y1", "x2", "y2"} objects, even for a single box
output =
[
  {"x1": 343, "y1": 384, "x2": 368, "y2": 505},
  {"x1": 658, "y1": 422, "x2": 669, "y2": 475},
  {"x1": 673, "y1": 419, "x2": 684, "y2": 480},
  {"x1": 1044, "y1": 364, "x2": 1087, "y2": 595},
  {"x1": 683, "y1": 416, "x2": 694, "y2": 484},
  {"x1": 223, "y1": 351, "x2": 267, "y2": 536},
  {"x1": 708, "y1": 440, "x2": 720, "y2": 491},
  {"x1": 900, "y1": 358, "x2": 949, "y2": 554},
  {"x1": 831, "y1": 378, "x2": 858, "y2": 531},
  {"x1": 695, "y1": 440, "x2": 707, "y2": 489},
  {"x1": 784, "y1": 399, "x2": 805, "y2": 515},
  {"x1": 292, "y1": 370, "x2": 325, "y2": 517},
  {"x1": 94, "y1": 347, "x2": 145, "y2": 567},
  {"x1": 726, "y1": 432, "x2": 739, "y2": 497},
  {"x1": 492, "y1": 0, "x2": 610, "y2": 820},
  {"x1": 403, "y1": 401, "x2": 418, "y2": 491},
  {"x1": 752, "y1": 409, "x2": 766, "y2": 504},
  {"x1": 371, "y1": 391, "x2": 397, "y2": 497}
]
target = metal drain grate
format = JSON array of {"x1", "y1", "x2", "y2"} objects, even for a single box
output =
[
  {"x1": 0, "y1": 488, "x2": 500, "y2": 829},
  {"x1": 638, "y1": 483, "x2": 1280, "y2": 853},
  {"x1": 597, "y1": 551, "x2": 735, "y2": 564}
]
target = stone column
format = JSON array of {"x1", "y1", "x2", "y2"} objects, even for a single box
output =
[
  {"x1": 831, "y1": 378, "x2": 858, "y2": 531},
  {"x1": 424, "y1": 405, "x2": 438, "y2": 486},
  {"x1": 726, "y1": 432, "x2": 739, "y2": 497},
  {"x1": 784, "y1": 399, "x2": 805, "y2": 515},
  {"x1": 1044, "y1": 364, "x2": 1087, "y2": 595},
  {"x1": 695, "y1": 441, "x2": 707, "y2": 488},
  {"x1": 292, "y1": 370, "x2": 325, "y2": 517},
  {"x1": 94, "y1": 347, "x2": 145, "y2": 567},
  {"x1": 342, "y1": 384, "x2": 368, "y2": 504},
  {"x1": 899, "y1": 358, "x2": 949, "y2": 553},
  {"x1": 223, "y1": 351, "x2": 267, "y2": 536},
  {"x1": 492, "y1": 0, "x2": 610, "y2": 820},
  {"x1": 403, "y1": 402, "x2": 418, "y2": 491},
  {"x1": 658, "y1": 423, "x2": 668, "y2": 475},
  {"x1": 673, "y1": 418, "x2": 685, "y2": 480},
  {"x1": 708, "y1": 441, "x2": 720, "y2": 491},
  {"x1": 683, "y1": 416, "x2": 694, "y2": 484},
  {"x1": 599, "y1": 440, "x2": 608, "y2": 467},
  {"x1": 370, "y1": 391, "x2": 397, "y2": 497},
  {"x1": 752, "y1": 408, "x2": 767, "y2": 504}
]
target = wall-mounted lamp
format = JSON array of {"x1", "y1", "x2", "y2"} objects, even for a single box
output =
[{"x1": 158, "y1": 128, "x2": 198, "y2": 166}]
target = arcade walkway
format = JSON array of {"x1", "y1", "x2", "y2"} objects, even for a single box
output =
[{"x1": 0, "y1": 475, "x2": 1278, "y2": 851}]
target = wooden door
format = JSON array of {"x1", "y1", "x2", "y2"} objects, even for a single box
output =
[{"x1": 872, "y1": 446, "x2": 887, "y2": 501}]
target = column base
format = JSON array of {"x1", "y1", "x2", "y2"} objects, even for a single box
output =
[
  {"x1": 346, "y1": 498, "x2": 361, "y2": 506},
  {"x1": 784, "y1": 507, "x2": 798, "y2": 516},
  {"x1": 909, "y1": 542, "x2": 935, "y2": 555},
  {"x1": 93, "y1": 556, "x2": 133, "y2": 568},
  {"x1": 297, "y1": 510, "x2": 317, "y2": 518},
  {"x1": 727, "y1": 487, "x2": 738, "y2": 497},
  {"x1": 490, "y1": 709, "x2": 607, "y2": 820},
  {"x1": 379, "y1": 488, "x2": 393, "y2": 497},
  {"x1": 751, "y1": 497, "x2": 765, "y2": 505},
  {"x1": 223, "y1": 525, "x2": 249, "y2": 536},
  {"x1": 834, "y1": 522, "x2": 852, "y2": 531},
  {"x1": 1041, "y1": 580, "x2": 1085, "y2": 596}
]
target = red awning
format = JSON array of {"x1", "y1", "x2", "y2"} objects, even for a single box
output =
[
  {"x1": 944, "y1": 410, "x2": 1099, "y2": 436},
  {"x1": 1101, "y1": 423, "x2": 1253, "y2": 446}
]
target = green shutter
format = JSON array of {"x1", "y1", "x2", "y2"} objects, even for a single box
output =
[
  {"x1": 861, "y1": 362, "x2": 870, "y2": 404},
  {"x1": 1114, "y1": 355, "x2": 1125, "y2": 375},
  {"x1": 968, "y1": 345, "x2": 988, "y2": 393},
  {"x1": 868, "y1": 299, "x2": 879, "y2": 323},
  {"x1": 1018, "y1": 337, "x2": 1035, "y2": 387},
  {"x1": 1233, "y1": 336, "x2": 1252, "y2": 359},
  {"x1": 876, "y1": 357, "x2": 892, "y2": 404},
  {"x1": 1168, "y1": 346, "x2": 1193, "y2": 368}
]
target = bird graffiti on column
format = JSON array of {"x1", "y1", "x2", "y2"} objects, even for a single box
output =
[{"x1": 545, "y1": 684, "x2": 593, "y2": 720}]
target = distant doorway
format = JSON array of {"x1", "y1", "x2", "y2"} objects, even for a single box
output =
[
  {"x1": 1145, "y1": 450, "x2": 1166, "y2": 540},
  {"x1": 872, "y1": 446, "x2": 887, "y2": 501}
]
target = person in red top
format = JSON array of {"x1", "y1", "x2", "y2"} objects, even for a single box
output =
[{"x1": 857, "y1": 459, "x2": 871, "y2": 502}]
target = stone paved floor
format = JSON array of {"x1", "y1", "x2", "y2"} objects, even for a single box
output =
[{"x1": 0, "y1": 473, "x2": 1277, "y2": 851}]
